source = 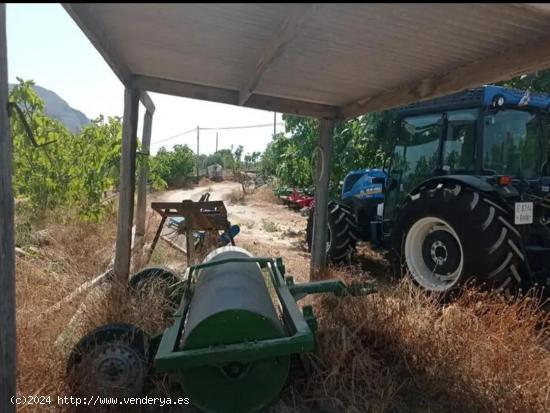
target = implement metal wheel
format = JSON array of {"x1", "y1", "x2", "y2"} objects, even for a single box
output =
[
  {"x1": 129, "y1": 266, "x2": 181, "y2": 306},
  {"x1": 67, "y1": 324, "x2": 151, "y2": 399}
]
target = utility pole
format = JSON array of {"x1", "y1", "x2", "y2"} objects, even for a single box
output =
[
  {"x1": 196, "y1": 125, "x2": 200, "y2": 181},
  {"x1": 215, "y1": 131, "x2": 218, "y2": 153},
  {"x1": 273, "y1": 112, "x2": 277, "y2": 136}
]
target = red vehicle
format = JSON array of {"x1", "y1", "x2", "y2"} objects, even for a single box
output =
[{"x1": 281, "y1": 188, "x2": 314, "y2": 211}]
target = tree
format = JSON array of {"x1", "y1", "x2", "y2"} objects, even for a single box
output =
[
  {"x1": 497, "y1": 69, "x2": 550, "y2": 94},
  {"x1": 259, "y1": 112, "x2": 390, "y2": 195},
  {"x1": 10, "y1": 78, "x2": 125, "y2": 220},
  {"x1": 244, "y1": 151, "x2": 261, "y2": 170},
  {"x1": 149, "y1": 144, "x2": 195, "y2": 188}
]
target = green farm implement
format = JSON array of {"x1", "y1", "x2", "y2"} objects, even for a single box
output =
[{"x1": 67, "y1": 246, "x2": 374, "y2": 413}]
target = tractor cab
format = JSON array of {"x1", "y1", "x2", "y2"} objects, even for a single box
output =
[
  {"x1": 384, "y1": 86, "x2": 550, "y2": 226},
  {"x1": 309, "y1": 84, "x2": 550, "y2": 294},
  {"x1": 381, "y1": 85, "x2": 550, "y2": 290}
]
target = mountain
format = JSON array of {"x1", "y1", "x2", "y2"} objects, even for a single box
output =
[{"x1": 9, "y1": 83, "x2": 91, "y2": 133}]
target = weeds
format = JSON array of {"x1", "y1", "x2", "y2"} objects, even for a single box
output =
[
  {"x1": 280, "y1": 277, "x2": 550, "y2": 413},
  {"x1": 15, "y1": 208, "x2": 550, "y2": 413},
  {"x1": 16, "y1": 209, "x2": 176, "y2": 412},
  {"x1": 228, "y1": 188, "x2": 246, "y2": 204},
  {"x1": 262, "y1": 219, "x2": 279, "y2": 233},
  {"x1": 16, "y1": 209, "x2": 119, "y2": 411}
]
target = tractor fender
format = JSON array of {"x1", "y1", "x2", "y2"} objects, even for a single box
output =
[
  {"x1": 409, "y1": 175, "x2": 495, "y2": 196},
  {"x1": 389, "y1": 175, "x2": 499, "y2": 252}
]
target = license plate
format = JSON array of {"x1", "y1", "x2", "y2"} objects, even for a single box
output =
[
  {"x1": 514, "y1": 202, "x2": 533, "y2": 225},
  {"x1": 377, "y1": 202, "x2": 384, "y2": 217}
]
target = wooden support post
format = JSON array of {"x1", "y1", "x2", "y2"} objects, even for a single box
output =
[
  {"x1": 114, "y1": 87, "x2": 139, "y2": 282},
  {"x1": 133, "y1": 109, "x2": 153, "y2": 269},
  {"x1": 186, "y1": 216, "x2": 197, "y2": 267},
  {"x1": 310, "y1": 118, "x2": 334, "y2": 280},
  {"x1": 0, "y1": 5, "x2": 16, "y2": 412},
  {"x1": 196, "y1": 125, "x2": 200, "y2": 181},
  {"x1": 135, "y1": 111, "x2": 153, "y2": 238}
]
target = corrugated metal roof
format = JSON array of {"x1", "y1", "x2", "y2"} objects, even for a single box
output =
[{"x1": 63, "y1": 3, "x2": 550, "y2": 119}]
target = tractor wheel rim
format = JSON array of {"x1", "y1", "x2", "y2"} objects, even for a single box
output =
[{"x1": 405, "y1": 217, "x2": 464, "y2": 292}]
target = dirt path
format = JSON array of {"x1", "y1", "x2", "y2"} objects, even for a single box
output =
[{"x1": 148, "y1": 180, "x2": 313, "y2": 281}]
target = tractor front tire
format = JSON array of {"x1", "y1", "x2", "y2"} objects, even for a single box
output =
[
  {"x1": 392, "y1": 182, "x2": 525, "y2": 293},
  {"x1": 305, "y1": 201, "x2": 358, "y2": 262}
]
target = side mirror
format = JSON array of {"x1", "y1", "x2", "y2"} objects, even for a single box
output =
[
  {"x1": 541, "y1": 160, "x2": 549, "y2": 177},
  {"x1": 520, "y1": 72, "x2": 538, "y2": 82}
]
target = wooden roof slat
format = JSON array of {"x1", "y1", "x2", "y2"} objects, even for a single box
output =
[{"x1": 63, "y1": 4, "x2": 550, "y2": 119}]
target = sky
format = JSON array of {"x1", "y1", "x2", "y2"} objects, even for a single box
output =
[{"x1": 6, "y1": 3, "x2": 284, "y2": 155}]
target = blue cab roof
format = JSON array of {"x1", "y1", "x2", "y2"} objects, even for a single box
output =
[
  {"x1": 345, "y1": 168, "x2": 386, "y2": 178},
  {"x1": 393, "y1": 85, "x2": 550, "y2": 117}
]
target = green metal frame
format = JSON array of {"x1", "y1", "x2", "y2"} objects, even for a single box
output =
[{"x1": 154, "y1": 256, "x2": 375, "y2": 372}]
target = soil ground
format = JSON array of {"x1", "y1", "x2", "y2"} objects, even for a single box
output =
[{"x1": 147, "y1": 180, "x2": 345, "y2": 282}]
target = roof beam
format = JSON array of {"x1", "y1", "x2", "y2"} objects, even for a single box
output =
[
  {"x1": 238, "y1": 3, "x2": 320, "y2": 106},
  {"x1": 246, "y1": 93, "x2": 338, "y2": 119},
  {"x1": 341, "y1": 34, "x2": 550, "y2": 119},
  {"x1": 139, "y1": 91, "x2": 155, "y2": 115},
  {"x1": 134, "y1": 75, "x2": 338, "y2": 119},
  {"x1": 133, "y1": 75, "x2": 237, "y2": 105}
]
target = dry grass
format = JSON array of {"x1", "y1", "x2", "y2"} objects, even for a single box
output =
[
  {"x1": 237, "y1": 240, "x2": 311, "y2": 283},
  {"x1": 250, "y1": 185, "x2": 281, "y2": 204},
  {"x1": 278, "y1": 276, "x2": 550, "y2": 413},
  {"x1": 15, "y1": 208, "x2": 175, "y2": 412},
  {"x1": 227, "y1": 187, "x2": 246, "y2": 204},
  {"x1": 226, "y1": 184, "x2": 281, "y2": 206},
  {"x1": 197, "y1": 176, "x2": 212, "y2": 187},
  {"x1": 15, "y1": 205, "x2": 550, "y2": 413},
  {"x1": 16, "y1": 208, "x2": 118, "y2": 411}
]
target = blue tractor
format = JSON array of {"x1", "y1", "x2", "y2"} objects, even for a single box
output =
[
  {"x1": 307, "y1": 84, "x2": 550, "y2": 295},
  {"x1": 305, "y1": 168, "x2": 387, "y2": 261}
]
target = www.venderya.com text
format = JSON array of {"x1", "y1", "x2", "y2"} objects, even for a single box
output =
[{"x1": 12, "y1": 395, "x2": 190, "y2": 407}]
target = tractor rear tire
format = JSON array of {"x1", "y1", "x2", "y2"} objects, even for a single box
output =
[
  {"x1": 392, "y1": 181, "x2": 525, "y2": 293},
  {"x1": 305, "y1": 201, "x2": 358, "y2": 262}
]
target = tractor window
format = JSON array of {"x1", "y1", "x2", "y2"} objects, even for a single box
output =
[
  {"x1": 483, "y1": 109, "x2": 541, "y2": 178},
  {"x1": 394, "y1": 114, "x2": 442, "y2": 192},
  {"x1": 442, "y1": 109, "x2": 478, "y2": 173}
]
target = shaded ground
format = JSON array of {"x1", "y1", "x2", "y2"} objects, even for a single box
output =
[{"x1": 15, "y1": 179, "x2": 550, "y2": 413}]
